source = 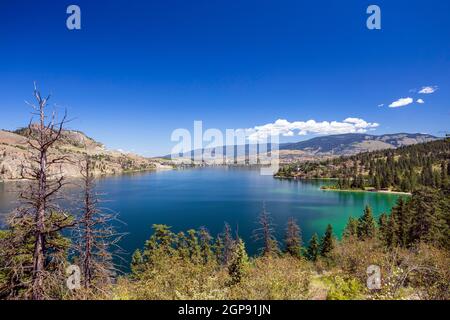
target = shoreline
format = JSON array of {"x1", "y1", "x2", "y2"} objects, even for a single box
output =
[
  {"x1": 274, "y1": 176, "x2": 339, "y2": 181},
  {"x1": 0, "y1": 166, "x2": 174, "y2": 184},
  {"x1": 320, "y1": 187, "x2": 412, "y2": 196},
  {"x1": 273, "y1": 176, "x2": 412, "y2": 195}
]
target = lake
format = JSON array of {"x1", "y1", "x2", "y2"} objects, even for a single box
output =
[{"x1": 0, "y1": 167, "x2": 404, "y2": 264}]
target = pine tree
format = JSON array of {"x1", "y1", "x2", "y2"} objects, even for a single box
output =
[
  {"x1": 130, "y1": 249, "x2": 144, "y2": 275},
  {"x1": 378, "y1": 213, "x2": 390, "y2": 247},
  {"x1": 388, "y1": 211, "x2": 399, "y2": 247},
  {"x1": 343, "y1": 216, "x2": 358, "y2": 238},
  {"x1": 186, "y1": 229, "x2": 202, "y2": 264},
  {"x1": 142, "y1": 224, "x2": 175, "y2": 265},
  {"x1": 175, "y1": 231, "x2": 190, "y2": 260},
  {"x1": 400, "y1": 177, "x2": 411, "y2": 192},
  {"x1": 306, "y1": 233, "x2": 320, "y2": 261},
  {"x1": 320, "y1": 224, "x2": 335, "y2": 257},
  {"x1": 227, "y1": 238, "x2": 249, "y2": 285},
  {"x1": 198, "y1": 227, "x2": 214, "y2": 264},
  {"x1": 357, "y1": 205, "x2": 377, "y2": 240},
  {"x1": 213, "y1": 235, "x2": 224, "y2": 263},
  {"x1": 391, "y1": 197, "x2": 409, "y2": 247},
  {"x1": 284, "y1": 217, "x2": 302, "y2": 258},
  {"x1": 421, "y1": 159, "x2": 434, "y2": 187},
  {"x1": 374, "y1": 175, "x2": 381, "y2": 190},
  {"x1": 408, "y1": 188, "x2": 448, "y2": 246}
]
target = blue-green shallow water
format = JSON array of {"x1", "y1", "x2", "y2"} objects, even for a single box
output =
[{"x1": 0, "y1": 167, "x2": 405, "y2": 264}]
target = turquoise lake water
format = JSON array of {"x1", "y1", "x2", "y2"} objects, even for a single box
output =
[{"x1": 0, "y1": 167, "x2": 404, "y2": 263}]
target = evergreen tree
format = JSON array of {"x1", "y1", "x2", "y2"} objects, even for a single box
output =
[
  {"x1": 213, "y1": 235, "x2": 224, "y2": 264},
  {"x1": 198, "y1": 227, "x2": 214, "y2": 264},
  {"x1": 391, "y1": 197, "x2": 409, "y2": 247},
  {"x1": 421, "y1": 159, "x2": 434, "y2": 187},
  {"x1": 374, "y1": 175, "x2": 381, "y2": 190},
  {"x1": 343, "y1": 216, "x2": 358, "y2": 238},
  {"x1": 186, "y1": 229, "x2": 202, "y2": 264},
  {"x1": 408, "y1": 188, "x2": 448, "y2": 246},
  {"x1": 400, "y1": 177, "x2": 411, "y2": 192},
  {"x1": 175, "y1": 231, "x2": 190, "y2": 260},
  {"x1": 142, "y1": 224, "x2": 175, "y2": 265},
  {"x1": 388, "y1": 211, "x2": 399, "y2": 247},
  {"x1": 306, "y1": 233, "x2": 320, "y2": 261},
  {"x1": 227, "y1": 238, "x2": 249, "y2": 285},
  {"x1": 378, "y1": 213, "x2": 390, "y2": 247},
  {"x1": 320, "y1": 224, "x2": 335, "y2": 257},
  {"x1": 130, "y1": 249, "x2": 144, "y2": 275},
  {"x1": 357, "y1": 205, "x2": 377, "y2": 240}
]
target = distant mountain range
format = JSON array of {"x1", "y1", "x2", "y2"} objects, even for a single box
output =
[
  {"x1": 278, "y1": 133, "x2": 438, "y2": 155},
  {"x1": 167, "y1": 133, "x2": 439, "y2": 164}
]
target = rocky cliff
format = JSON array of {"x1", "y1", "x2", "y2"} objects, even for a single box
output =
[{"x1": 0, "y1": 128, "x2": 172, "y2": 181}]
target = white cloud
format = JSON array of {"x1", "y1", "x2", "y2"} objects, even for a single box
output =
[
  {"x1": 378, "y1": 103, "x2": 384, "y2": 107},
  {"x1": 389, "y1": 97, "x2": 413, "y2": 108},
  {"x1": 418, "y1": 86, "x2": 437, "y2": 94},
  {"x1": 241, "y1": 118, "x2": 379, "y2": 141},
  {"x1": 417, "y1": 98, "x2": 425, "y2": 104}
]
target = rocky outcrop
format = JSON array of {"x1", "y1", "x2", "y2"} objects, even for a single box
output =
[{"x1": 0, "y1": 129, "x2": 172, "y2": 181}]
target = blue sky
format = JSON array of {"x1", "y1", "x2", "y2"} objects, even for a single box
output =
[{"x1": 0, "y1": 0, "x2": 449, "y2": 156}]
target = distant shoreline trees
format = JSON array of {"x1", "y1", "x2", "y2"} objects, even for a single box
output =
[{"x1": 276, "y1": 138, "x2": 450, "y2": 193}]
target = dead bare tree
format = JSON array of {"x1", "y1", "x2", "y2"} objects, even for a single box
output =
[
  {"x1": 73, "y1": 154, "x2": 124, "y2": 293},
  {"x1": 221, "y1": 222, "x2": 234, "y2": 265},
  {"x1": 253, "y1": 202, "x2": 279, "y2": 256},
  {"x1": 6, "y1": 83, "x2": 73, "y2": 299}
]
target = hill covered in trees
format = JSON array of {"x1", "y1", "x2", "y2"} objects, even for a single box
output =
[{"x1": 276, "y1": 138, "x2": 450, "y2": 193}]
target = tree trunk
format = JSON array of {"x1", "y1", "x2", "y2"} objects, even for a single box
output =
[{"x1": 31, "y1": 104, "x2": 47, "y2": 300}]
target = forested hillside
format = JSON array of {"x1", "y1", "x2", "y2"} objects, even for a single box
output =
[{"x1": 276, "y1": 138, "x2": 450, "y2": 192}]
